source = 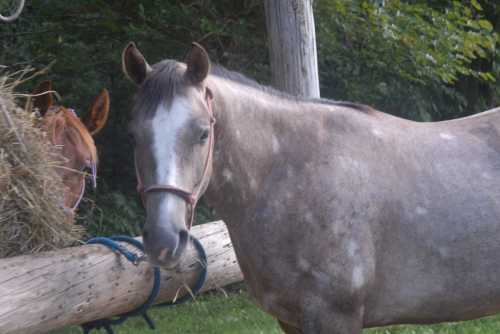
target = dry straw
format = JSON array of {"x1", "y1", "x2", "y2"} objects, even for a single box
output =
[{"x1": 0, "y1": 69, "x2": 83, "y2": 258}]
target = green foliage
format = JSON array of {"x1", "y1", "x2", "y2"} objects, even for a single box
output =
[
  {"x1": 1, "y1": 1, "x2": 267, "y2": 235},
  {"x1": 316, "y1": 0, "x2": 499, "y2": 120},
  {"x1": 76, "y1": 189, "x2": 144, "y2": 237}
]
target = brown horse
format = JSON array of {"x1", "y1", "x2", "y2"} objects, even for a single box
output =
[
  {"x1": 32, "y1": 81, "x2": 109, "y2": 214},
  {"x1": 123, "y1": 42, "x2": 500, "y2": 333}
]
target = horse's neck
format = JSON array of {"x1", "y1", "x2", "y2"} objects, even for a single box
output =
[{"x1": 204, "y1": 78, "x2": 313, "y2": 223}]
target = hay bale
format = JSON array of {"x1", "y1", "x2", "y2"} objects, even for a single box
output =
[{"x1": 0, "y1": 74, "x2": 82, "y2": 258}]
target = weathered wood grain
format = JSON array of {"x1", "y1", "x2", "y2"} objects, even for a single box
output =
[
  {"x1": 264, "y1": 0, "x2": 320, "y2": 98},
  {"x1": 0, "y1": 220, "x2": 243, "y2": 334}
]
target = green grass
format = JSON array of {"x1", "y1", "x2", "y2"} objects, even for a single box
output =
[
  {"x1": 50, "y1": 291, "x2": 500, "y2": 334},
  {"x1": 50, "y1": 291, "x2": 281, "y2": 334},
  {"x1": 366, "y1": 316, "x2": 500, "y2": 334}
]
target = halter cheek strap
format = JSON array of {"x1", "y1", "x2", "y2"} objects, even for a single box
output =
[
  {"x1": 57, "y1": 108, "x2": 98, "y2": 214},
  {"x1": 67, "y1": 162, "x2": 97, "y2": 211},
  {"x1": 136, "y1": 89, "x2": 215, "y2": 230},
  {"x1": 69, "y1": 177, "x2": 86, "y2": 212}
]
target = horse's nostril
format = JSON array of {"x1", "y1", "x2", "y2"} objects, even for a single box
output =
[
  {"x1": 174, "y1": 230, "x2": 189, "y2": 257},
  {"x1": 179, "y1": 230, "x2": 188, "y2": 246},
  {"x1": 142, "y1": 224, "x2": 189, "y2": 266},
  {"x1": 158, "y1": 248, "x2": 170, "y2": 262}
]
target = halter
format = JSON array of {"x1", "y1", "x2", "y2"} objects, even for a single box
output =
[
  {"x1": 65, "y1": 162, "x2": 97, "y2": 213},
  {"x1": 66, "y1": 175, "x2": 86, "y2": 214},
  {"x1": 135, "y1": 89, "x2": 215, "y2": 230},
  {"x1": 58, "y1": 108, "x2": 98, "y2": 214}
]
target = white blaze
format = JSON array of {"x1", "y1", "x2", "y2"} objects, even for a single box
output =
[{"x1": 151, "y1": 97, "x2": 190, "y2": 214}]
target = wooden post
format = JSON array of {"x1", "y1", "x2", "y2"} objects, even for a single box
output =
[
  {"x1": 0, "y1": 220, "x2": 243, "y2": 334},
  {"x1": 264, "y1": 0, "x2": 320, "y2": 98}
]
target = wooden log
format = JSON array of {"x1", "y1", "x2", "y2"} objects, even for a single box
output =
[
  {"x1": 0, "y1": 220, "x2": 243, "y2": 334},
  {"x1": 264, "y1": 0, "x2": 320, "y2": 98}
]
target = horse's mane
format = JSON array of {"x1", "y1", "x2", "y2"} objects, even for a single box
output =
[
  {"x1": 46, "y1": 107, "x2": 97, "y2": 164},
  {"x1": 210, "y1": 65, "x2": 375, "y2": 114},
  {"x1": 134, "y1": 60, "x2": 374, "y2": 116}
]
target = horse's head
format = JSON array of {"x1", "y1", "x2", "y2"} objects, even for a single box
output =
[
  {"x1": 122, "y1": 42, "x2": 214, "y2": 268},
  {"x1": 32, "y1": 81, "x2": 110, "y2": 213}
]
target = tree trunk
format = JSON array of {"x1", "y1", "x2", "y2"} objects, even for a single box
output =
[
  {"x1": 0, "y1": 220, "x2": 243, "y2": 334},
  {"x1": 264, "y1": 0, "x2": 320, "y2": 98}
]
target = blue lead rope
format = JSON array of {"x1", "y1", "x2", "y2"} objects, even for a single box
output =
[{"x1": 81, "y1": 235, "x2": 207, "y2": 334}]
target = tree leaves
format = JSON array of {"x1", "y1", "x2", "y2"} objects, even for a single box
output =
[{"x1": 316, "y1": 0, "x2": 498, "y2": 121}]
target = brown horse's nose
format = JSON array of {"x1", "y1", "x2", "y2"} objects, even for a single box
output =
[{"x1": 143, "y1": 223, "x2": 188, "y2": 268}]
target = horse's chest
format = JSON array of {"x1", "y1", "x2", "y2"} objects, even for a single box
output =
[
  {"x1": 233, "y1": 256, "x2": 301, "y2": 325},
  {"x1": 227, "y1": 218, "x2": 302, "y2": 318}
]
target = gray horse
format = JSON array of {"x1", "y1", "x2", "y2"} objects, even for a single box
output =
[{"x1": 122, "y1": 42, "x2": 500, "y2": 333}]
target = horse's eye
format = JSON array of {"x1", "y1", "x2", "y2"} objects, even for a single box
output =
[
  {"x1": 199, "y1": 129, "x2": 209, "y2": 143},
  {"x1": 83, "y1": 160, "x2": 92, "y2": 172},
  {"x1": 129, "y1": 133, "x2": 136, "y2": 145}
]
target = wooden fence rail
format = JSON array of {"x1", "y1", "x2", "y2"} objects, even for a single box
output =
[{"x1": 0, "y1": 220, "x2": 243, "y2": 334}]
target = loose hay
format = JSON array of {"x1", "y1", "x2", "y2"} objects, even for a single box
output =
[{"x1": 0, "y1": 73, "x2": 82, "y2": 258}]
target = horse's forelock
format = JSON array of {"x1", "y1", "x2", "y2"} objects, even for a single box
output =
[{"x1": 133, "y1": 60, "x2": 186, "y2": 119}]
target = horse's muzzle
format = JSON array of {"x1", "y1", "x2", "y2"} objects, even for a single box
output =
[{"x1": 142, "y1": 224, "x2": 189, "y2": 268}]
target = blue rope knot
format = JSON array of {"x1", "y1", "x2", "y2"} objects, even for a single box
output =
[{"x1": 81, "y1": 235, "x2": 207, "y2": 334}]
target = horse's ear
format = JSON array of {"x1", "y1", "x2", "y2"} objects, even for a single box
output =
[
  {"x1": 185, "y1": 42, "x2": 210, "y2": 84},
  {"x1": 32, "y1": 80, "x2": 54, "y2": 116},
  {"x1": 122, "y1": 42, "x2": 151, "y2": 85},
  {"x1": 84, "y1": 89, "x2": 110, "y2": 136}
]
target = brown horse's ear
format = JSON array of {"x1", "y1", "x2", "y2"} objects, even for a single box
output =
[
  {"x1": 185, "y1": 42, "x2": 210, "y2": 84},
  {"x1": 122, "y1": 42, "x2": 151, "y2": 85},
  {"x1": 84, "y1": 89, "x2": 110, "y2": 136},
  {"x1": 32, "y1": 80, "x2": 54, "y2": 116}
]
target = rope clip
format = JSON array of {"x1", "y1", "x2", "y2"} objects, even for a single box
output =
[{"x1": 134, "y1": 254, "x2": 148, "y2": 266}]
